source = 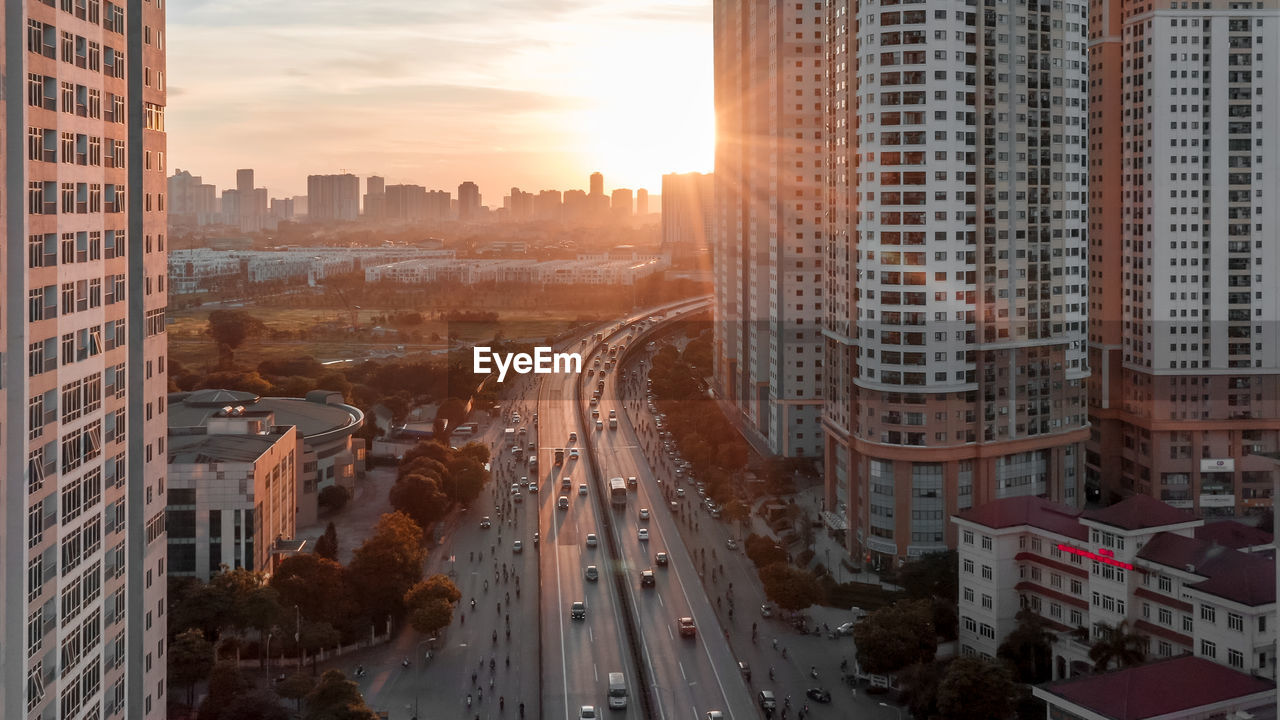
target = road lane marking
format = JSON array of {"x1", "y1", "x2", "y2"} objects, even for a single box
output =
[{"x1": 679, "y1": 661, "x2": 687, "y2": 681}]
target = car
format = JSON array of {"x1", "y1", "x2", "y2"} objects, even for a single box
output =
[
  {"x1": 758, "y1": 690, "x2": 777, "y2": 710},
  {"x1": 480, "y1": 516, "x2": 492, "y2": 529},
  {"x1": 562, "y1": 477, "x2": 572, "y2": 490},
  {"x1": 640, "y1": 569, "x2": 655, "y2": 587},
  {"x1": 586, "y1": 369, "x2": 594, "y2": 377},
  {"x1": 834, "y1": 621, "x2": 856, "y2": 636},
  {"x1": 579, "y1": 705, "x2": 597, "y2": 720},
  {"x1": 510, "y1": 483, "x2": 520, "y2": 494},
  {"x1": 639, "y1": 508, "x2": 650, "y2": 521},
  {"x1": 569, "y1": 449, "x2": 580, "y2": 460},
  {"x1": 511, "y1": 414, "x2": 521, "y2": 424},
  {"x1": 513, "y1": 492, "x2": 523, "y2": 503},
  {"x1": 708, "y1": 507, "x2": 721, "y2": 519},
  {"x1": 676, "y1": 488, "x2": 686, "y2": 498},
  {"x1": 596, "y1": 420, "x2": 604, "y2": 430},
  {"x1": 678, "y1": 617, "x2": 697, "y2": 637},
  {"x1": 568, "y1": 431, "x2": 577, "y2": 443},
  {"x1": 519, "y1": 477, "x2": 529, "y2": 487},
  {"x1": 738, "y1": 661, "x2": 751, "y2": 680},
  {"x1": 609, "y1": 409, "x2": 617, "y2": 419},
  {"x1": 585, "y1": 565, "x2": 599, "y2": 582},
  {"x1": 637, "y1": 528, "x2": 649, "y2": 541},
  {"x1": 705, "y1": 712, "x2": 725, "y2": 720},
  {"x1": 586, "y1": 533, "x2": 598, "y2": 548},
  {"x1": 578, "y1": 483, "x2": 588, "y2": 495},
  {"x1": 726, "y1": 538, "x2": 738, "y2": 550},
  {"x1": 805, "y1": 688, "x2": 832, "y2": 704},
  {"x1": 592, "y1": 409, "x2": 600, "y2": 419},
  {"x1": 670, "y1": 500, "x2": 678, "y2": 512},
  {"x1": 571, "y1": 601, "x2": 586, "y2": 620},
  {"x1": 533, "y1": 532, "x2": 539, "y2": 546},
  {"x1": 527, "y1": 442, "x2": 536, "y2": 452},
  {"x1": 760, "y1": 603, "x2": 773, "y2": 618},
  {"x1": 528, "y1": 483, "x2": 539, "y2": 494},
  {"x1": 655, "y1": 551, "x2": 668, "y2": 566},
  {"x1": 512, "y1": 540, "x2": 523, "y2": 553},
  {"x1": 627, "y1": 476, "x2": 637, "y2": 488},
  {"x1": 558, "y1": 496, "x2": 569, "y2": 510},
  {"x1": 590, "y1": 397, "x2": 599, "y2": 406}
]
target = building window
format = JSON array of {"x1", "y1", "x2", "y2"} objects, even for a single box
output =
[
  {"x1": 1228, "y1": 649, "x2": 1244, "y2": 669},
  {"x1": 1201, "y1": 605, "x2": 1216, "y2": 623},
  {"x1": 1201, "y1": 640, "x2": 1217, "y2": 659}
]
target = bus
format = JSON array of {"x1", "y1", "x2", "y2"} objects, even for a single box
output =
[
  {"x1": 608, "y1": 477, "x2": 628, "y2": 507},
  {"x1": 607, "y1": 672, "x2": 628, "y2": 709}
]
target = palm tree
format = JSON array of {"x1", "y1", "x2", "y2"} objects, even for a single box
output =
[
  {"x1": 1088, "y1": 620, "x2": 1148, "y2": 672},
  {"x1": 998, "y1": 608, "x2": 1057, "y2": 683}
]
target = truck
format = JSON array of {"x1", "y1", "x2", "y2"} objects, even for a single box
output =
[
  {"x1": 504, "y1": 428, "x2": 516, "y2": 445},
  {"x1": 554, "y1": 448, "x2": 565, "y2": 465},
  {"x1": 607, "y1": 672, "x2": 628, "y2": 709},
  {"x1": 608, "y1": 477, "x2": 628, "y2": 507}
]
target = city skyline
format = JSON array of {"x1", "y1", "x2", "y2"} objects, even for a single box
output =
[{"x1": 166, "y1": 0, "x2": 716, "y2": 198}]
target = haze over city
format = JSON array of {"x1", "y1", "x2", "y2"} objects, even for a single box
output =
[{"x1": 167, "y1": 0, "x2": 715, "y2": 195}]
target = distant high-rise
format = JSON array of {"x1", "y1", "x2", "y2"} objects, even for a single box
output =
[
  {"x1": 589, "y1": 172, "x2": 604, "y2": 197},
  {"x1": 611, "y1": 188, "x2": 633, "y2": 219},
  {"x1": 661, "y1": 172, "x2": 713, "y2": 258},
  {"x1": 306, "y1": 174, "x2": 360, "y2": 222},
  {"x1": 536, "y1": 190, "x2": 564, "y2": 222},
  {"x1": 425, "y1": 190, "x2": 451, "y2": 223},
  {"x1": 713, "y1": 0, "x2": 826, "y2": 458},
  {"x1": 386, "y1": 184, "x2": 429, "y2": 223},
  {"x1": 563, "y1": 189, "x2": 589, "y2": 225},
  {"x1": 458, "y1": 182, "x2": 482, "y2": 221},
  {"x1": 169, "y1": 169, "x2": 219, "y2": 226},
  {"x1": 2, "y1": 2, "x2": 169, "y2": 718},
  {"x1": 364, "y1": 175, "x2": 386, "y2": 220},
  {"x1": 636, "y1": 189, "x2": 649, "y2": 217},
  {"x1": 236, "y1": 168, "x2": 266, "y2": 233}
]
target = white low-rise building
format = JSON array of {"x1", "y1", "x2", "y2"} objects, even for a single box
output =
[
  {"x1": 953, "y1": 494, "x2": 1276, "y2": 681},
  {"x1": 364, "y1": 254, "x2": 666, "y2": 286}
]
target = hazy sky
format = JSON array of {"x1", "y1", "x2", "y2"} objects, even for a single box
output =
[{"x1": 167, "y1": 0, "x2": 714, "y2": 201}]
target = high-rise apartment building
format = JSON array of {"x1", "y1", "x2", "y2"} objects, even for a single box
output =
[
  {"x1": 636, "y1": 188, "x2": 649, "y2": 216},
  {"x1": 611, "y1": 188, "x2": 633, "y2": 218},
  {"x1": 385, "y1": 184, "x2": 428, "y2": 224},
  {"x1": 168, "y1": 169, "x2": 217, "y2": 226},
  {"x1": 306, "y1": 173, "x2": 359, "y2": 222},
  {"x1": 457, "y1": 181, "x2": 481, "y2": 221},
  {"x1": 589, "y1": 172, "x2": 604, "y2": 197},
  {"x1": 1087, "y1": 0, "x2": 1280, "y2": 517},
  {"x1": 822, "y1": 0, "x2": 1090, "y2": 565},
  {"x1": 3, "y1": 2, "x2": 169, "y2": 718},
  {"x1": 363, "y1": 175, "x2": 385, "y2": 221},
  {"x1": 712, "y1": 0, "x2": 827, "y2": 458},
  {"x1": 535, "y1": 189, "x2": 563, "y2": 221},
  {"x1": 662, "y1": 172, "x2": 714, "y2": 258}
]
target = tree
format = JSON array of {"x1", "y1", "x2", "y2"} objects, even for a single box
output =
[
  {"x1": 446, "y1": 455, "x2": 488, "y2": 504},
  {"x1": 276, "y1": 672, "x2": 316, "y2": 712},
  {"x1": 219, "y1": 690, "x2": 291, "y2": 720},
  {"x1": 744, "y1": 534, "x2": 789, "y2": 570},
  {"x1": 937, "y1": 656, "x2": 1016, "y2": 720},
  {"x1": 169, "y1": 628, "x2": 215, "y2": 707},
  {"x1": 304, "y1": 669, "x2": 379, "y2": 720},
  {"x1": 347, "y1": 512, "x2": 426, "y2": 622},
  {"x1": 269, "y1": 554, "x2": 357, "y2": 637},
  {"x1": 318, "y1": 484, "x2": 351, "y2": 513},
  {"x1": 198, "y1": 661, "x2": 255, "y2": 720},
  {"x1": 314, "y1": 522, "x2": 339, "y2": 560},
  {"x1": 895, "y1": 551, "x2": 959, "y2": 602},
  {"x1": 389, "y1": 473, "x2": 449, "y2": 529},
  {"x1": 408, "y1": 598, "x2": 454, "y2": 636},
  {"x1": 899, "y1": 660, "x2": 948, "y2": 720},
  {"x1": 206, "y1": 309, "x2": 267, "y2": 367},
  {"x1": 758, "y1": 563, "x2": 821, "y2": 612},
  {"x1": 196, "y1": 370, "x2": 274, "y2": 395},
  {"x1": 436, "y1": 396, "x2": 468, "y2": 430},
  {"x1": 381, "y1": 396, "x2": 411, "y2": 426},
  {"x1": 1088, "y1": 620, "x2": 1148, "y2": 672},
  {"x1": 998, "y1": 608, "x2": 1056, "y2": 683},
  {"x1": 404, "y1": 574, "x2": 462, "y2": 608},
  {"x1": 298, "y1": 620, "x2": 342, "y2": 674},
  {"x1": 853, "y1": 599, "x2": 937, "y2": 676}
]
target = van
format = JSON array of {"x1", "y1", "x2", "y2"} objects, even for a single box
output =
[{"x1": 607, "y1": 672, "x2": 627, "y2": 709}]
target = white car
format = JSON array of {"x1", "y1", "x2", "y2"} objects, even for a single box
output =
[
  {"x1": 570, "y1": 449, "x2": 580, "y2": 460},
  {"x1": 638, "y1": 528, "x2": 649, "y2": 541},
  {"x1": 676, "y1": 488, "x2": 686, "y2": 498},
  {"x1": 579, "y1": 483, "x2": 588, "y2": 496},
  {"x1": 512, "y1": 540, "x2": 523, "y2": 553},
  {"x1": 579, "y1": 706, "x2": 597, "y2": 720},
  {"x1": 639, "y1": 508, "x2": 650, "y2": 521},
  {"x1": 585, "y1": 565, "x2": 599, "y2": 581},
  {"x1": 586, "y1": 533, "x2": 598, "y2": 548}
]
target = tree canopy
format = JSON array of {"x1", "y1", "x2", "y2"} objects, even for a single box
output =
[
  {"x1": 853, "y1": 599, "x2": 938, "y2": 676},
  {"x1": 937, "y1": 656, "x2": 1017, "y2": 720},
  {"x1": 206, "y1": 309, "x2": 267, "y2": 366},
  {"x1": 347, "y1": 511, "x2": 426, "y2": 621},
  {"x1": 759, "y1": 563, "x2": 821, "y2": 612}
]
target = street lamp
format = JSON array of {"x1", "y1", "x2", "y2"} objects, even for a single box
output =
[{"x1": 879, "y1": 702, "x2": 904, "y2": 720}]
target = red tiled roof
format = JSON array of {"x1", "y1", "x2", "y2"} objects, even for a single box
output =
[
  {"x1": 1187, "y1": 550, "x2": 1276, "y2": 607},
  {"x1": 1132, "y1": 587, "x2": 1192, "y2": 613},
  {"x1": 1016, "y1": 551, "x2": 1090, "y2": 578},
  {"x1": 1015, "y1": 581, "x2": 1088, "y2": 609},
  {"x1": 1195, "y1": 520, "x2": 1273, "y2": 550},
  {"x1": 1041, "y1": 656, "x2": 1273, "y2": 720},
  {"x1": 954, "y1": 496, "x2": 1087, "y2": 540},
  {"x1": 1137, "y1": 532, "x2": 1228, "y2": 573},
  {"x1": 1082, "y1": 495, "x2": 1199, "y2": 531},
  {"x1": 1132, "y1": 619, "x2": 1191, "y2": 647}
]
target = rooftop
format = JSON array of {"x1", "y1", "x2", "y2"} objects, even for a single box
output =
[
  {"x1": 1195, "y1": 519, "x2": 1273, "y2": 550},
  {"x1": 1137, "y1": 532, "x2": 1275, "y2": 606},
  {"x1": 168, "y1": 431, "x2": 289, "y2": 465},
  {"x1": 953, "y1": 496, "x2": 1087, "y2": 540},
  {"x1": 169, "y1": 389, "x2": 363, "y2": 441},
  {"x1": 1036, "y1": 656, "x2": 1274, "y2": 720},
  {"x1": 1081, "y1": 495, "x2": 1200, "y2": 532}
]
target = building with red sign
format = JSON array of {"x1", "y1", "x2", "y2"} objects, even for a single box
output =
[{"x1": 953, "y1": 494, "x2": 1275, "y2": 682}]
